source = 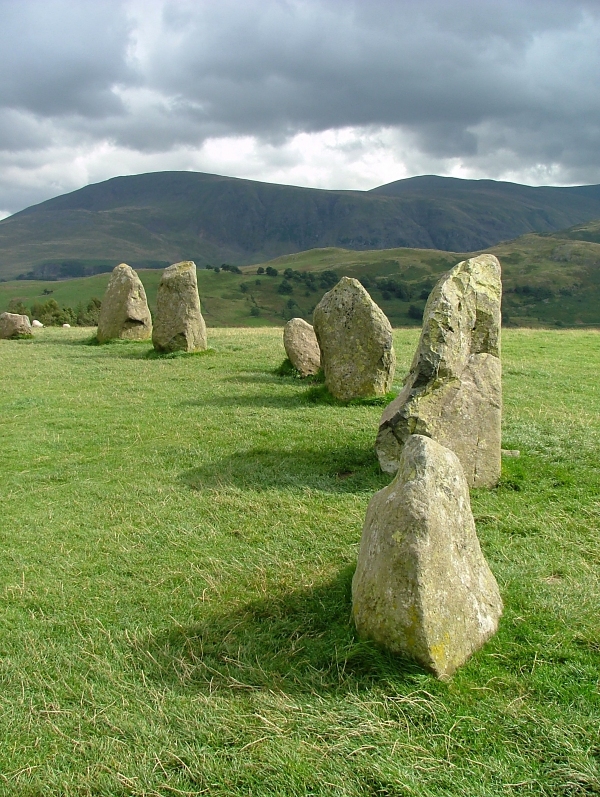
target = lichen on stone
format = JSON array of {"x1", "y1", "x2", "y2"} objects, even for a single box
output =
[{"x1": 313, "y1": 277, "x2": 395, "y2": 401}]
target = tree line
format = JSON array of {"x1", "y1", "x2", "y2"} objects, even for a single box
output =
[{"x1": 7, "y1": 297, "x2": 102, "y2": 326}]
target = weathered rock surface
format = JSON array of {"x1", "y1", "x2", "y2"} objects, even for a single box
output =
[
  {"x1": 32, "y1": 319, "x2": 44, "y2": 328},
  {"x1": 96, "y1": 263, "x2": 152, "y2": 343},
  {"x1": 152, "y1": 261, "x2": 207, "y2": 353},
  {"x1": 313, "y1": 277, "x2": 395, "y2": 400},
  {"x1": 283, "y1": 318, "x2": 321, "y2": 376},
  {"x1": 352, "y1": 434, "x2": 503, "y2": 680},
  {"x1": 376, "y1": 254, "x2": 502, "y2": 487},
  {"x1": 0, "y1": 312, "x2": 33, "y2": 339}
]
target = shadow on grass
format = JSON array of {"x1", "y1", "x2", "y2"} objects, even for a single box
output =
[
  {"x1": 180, "y1": 392, "x2": 306, "y2": 409},
  {"x1": 220, "y1": 371, "x2": 307, "y2": 385},
  {"x1": 131, "y1": 566, "x2": 424, "y2": 695},
  {"x1": 80, "y1": 336, "x2": 155, "y2": 356},
  {"x1": 179, "y1": 444, "x2": 391, "y2": 494},
  {"x1": 29, "y1": 332, "x2": 99, "y2": 346},
  {"x1": 82, "y1": 339, "x2": 220, "y2": 360},
  {"x1": 144, "y1": 347, "x2": 217, "y2": 360},
  {"x1": 303, "y1": 385, "x2": 396, "y2": 407},
  {"x1": 272, "y1": 358, "x2": 325, "y2": 382},
  {"x1": 180, "y1": 384, "x2": 396, "y2": 409}
]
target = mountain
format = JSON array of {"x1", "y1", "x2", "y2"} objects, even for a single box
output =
[
  {"x1": 2, "y1": 170, "x2": 600, "y2": 281},
  {"x1": 370, "y1": 175, "x2": 600, "y2": 248}
]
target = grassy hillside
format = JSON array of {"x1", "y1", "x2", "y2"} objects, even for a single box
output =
[
  {"x1": 0, "y1": 327, "x2": 598, "y2": 795},
  {"x1": 557, "y1": 217, "x2": 600, "y2": 244},
  {"x1": 3, "y1": 171, "x2": 600, "y2": 280},
  {"x1": 3, "y1": 217, "x2": 600, "y2": 327}
]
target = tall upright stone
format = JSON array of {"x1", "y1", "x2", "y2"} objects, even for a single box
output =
[
  {"x1": 376, "y1": 254, "x2": 502, "y2": 487},
  {"x1": 283, "y1": 318, "x2": 321, "y2": 376},
  {"x1": 352, "y1": 434, "x2": 503, "y2": 680},
  {"x1": 0, "y1": 312, "x2": 33, "y2": 339},
  {"x1": 96, "y1": 263, "x2": 152, "y2": 343},
  {"x1": 152, "y1": 261, "x2": 207, "y2": 353},
  {"x1": 313, "y1": 277, "x2": 395, "y2": 401}
]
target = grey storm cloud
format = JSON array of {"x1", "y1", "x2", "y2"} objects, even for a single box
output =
[
  {"x1": 144, "y1": 0, "x2": 600, "y2": 150},
  {"x1": 0, "y1": 0, "x2": 133, "y2": 118},
  {"x1": 1, "y1": 0, "x2": 600, "y2": 212}
]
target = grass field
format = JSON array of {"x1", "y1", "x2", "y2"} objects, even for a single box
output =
[{"x1": 0, "y1": 327, "x2": 599, "y2": 796}]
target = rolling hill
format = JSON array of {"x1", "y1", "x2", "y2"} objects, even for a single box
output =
[
  {"x1": 2, "y1": 215, "x2": 600, "y2": 329},
  {"x1": 3, "y1": 171, "x2": 600, "y2": 281}
]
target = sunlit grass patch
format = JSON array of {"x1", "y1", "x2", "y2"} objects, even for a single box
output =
[{"x1": 0, "y1": 326, "x2": 598, "y2": 795}]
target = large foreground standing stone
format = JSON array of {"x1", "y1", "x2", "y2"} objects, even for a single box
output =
[
  {"x1": 0, "y1": 312, "x2": 33, "y2": 339},
  {"x1": 283, "y1": 318, "x2": 321, "y2": 376},
  {"x1": 96, "y1": 263, "x2": 152, "y2": 343},
  {"x1": 313, "y1": 277, "x2": 395, "y2": 400},
  {"x1": 352, "y1": 434, "x2": 503, "y2": 680},
  {"x1": 376, "y1": 254, "x2": 502, "y2": 487},
  {"x1": 152, "y1": 261, "x2": 207, "y2": 353}
]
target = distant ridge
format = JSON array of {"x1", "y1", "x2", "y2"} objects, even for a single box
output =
[
  {"x1": 2, "y1": 170, "x2": 600, "y2": 280},
  {"x1": 371, "y1": 174, "x2": 600, "y2": 205}
]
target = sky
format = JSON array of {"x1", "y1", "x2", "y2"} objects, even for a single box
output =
[{"x1": 1, "y1": 0, "x2": 600, "y2": 217}]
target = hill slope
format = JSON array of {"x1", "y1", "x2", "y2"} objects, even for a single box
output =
[
  {"x1": 3, "y1": 171, "x2": 600, "y2": 280},
  {"x1": 3, "y1": 216, "x2": 600, "y2": 329}
]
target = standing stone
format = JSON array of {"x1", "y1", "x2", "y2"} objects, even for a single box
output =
[
  {"x1": 376, "y1": 254, "x2": 502, "y2": 487},
  {"x1": 152, "y1": 261, "x2": 207, "y2": 353},
  {"x1": 283, "y1": 318, "x2": 321, "y2": 376},
  {"x1": 352, "y1": 434, "x2": 503, "y2": 680},
  {"x1": 313, "y1": 277, "x2": 395, "y2": 401},
  {"x1": 96, "y1": 263, "x2": 152, "y2": 343},
  {"x1": 32, "y1": 320, "x2": 44, "y2": 328},
  {"x1": 0, "y1": 312, "x2": 33, "y2": 339}
]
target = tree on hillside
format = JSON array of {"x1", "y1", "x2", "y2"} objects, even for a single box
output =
[
  {"x1": 7, "y1": 299, "x2": 29, "y2": 316},
  {"x1": 408, "y1": 304, "x2": 424, "y2": 321},
  {"x1": 76, "y1": 297, "x2": 102, "y2": 326},
  {"x1": 30, "y1": 298, "x2": 76, "y2": 326},
  {"x1": 319, "y1": 270, "x2": 338, "y2": 289},
  {"x1": 277, "y1": 279, "x2": 293, "y2": 294}
]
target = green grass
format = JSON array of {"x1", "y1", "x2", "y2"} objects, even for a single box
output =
[
  {"x1": 302, "y1": 384, "x2": 397, "y2": 407},
  {"x1": 0, "y1": 327, "x2": 599, "y2": 795}
]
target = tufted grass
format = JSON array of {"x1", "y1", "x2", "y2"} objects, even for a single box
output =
[{"x1": 0, "y1": 326, "x2": 598, "y2": 796}]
